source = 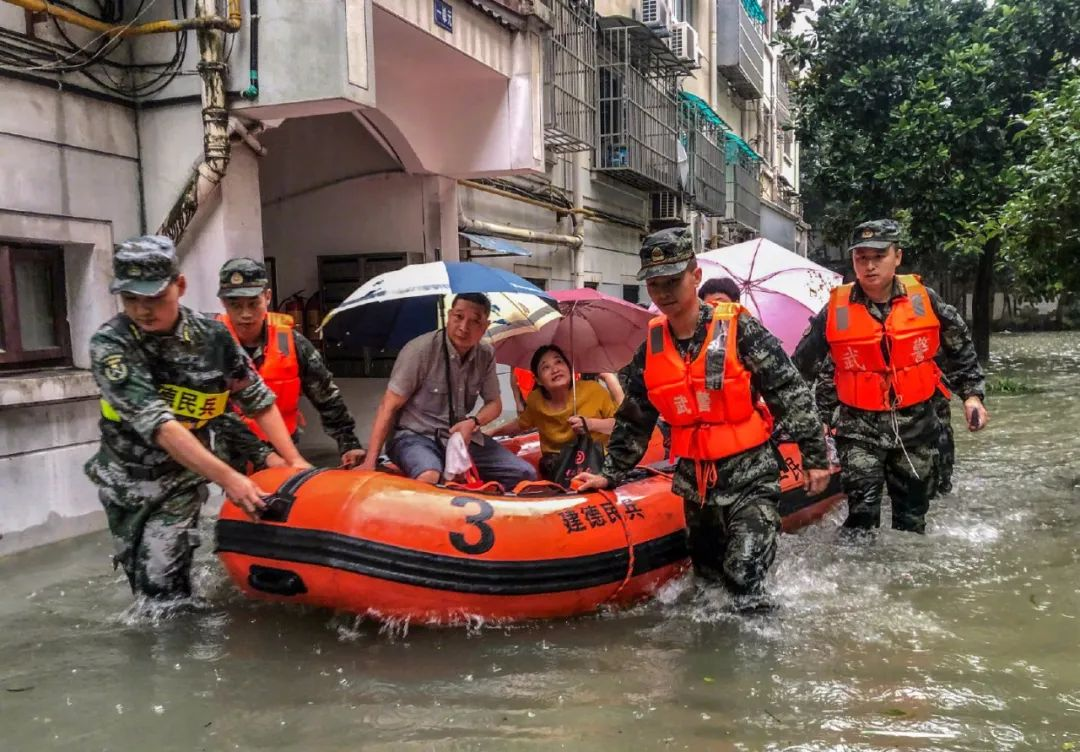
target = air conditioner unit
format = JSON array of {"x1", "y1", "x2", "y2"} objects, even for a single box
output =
[
  {"x1": 650, "y1": 191, "x2": 685, "y2": 222},
  {"x1": 640, "y1": 0, "x2": 672, "y2": 30},
  {"x1": 666, "y1": 21, "x2": 700, "y2": 64}
]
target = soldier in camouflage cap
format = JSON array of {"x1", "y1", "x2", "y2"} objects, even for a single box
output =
[
  {"x1": 793, "y1": 219, "x2": 987, "y2": 535},
  {"x1": 575, "y1": 228, "x2": 831, "y2": 611},
  {"x1": 86, "y1": 236, "x2": 312, "y2": 601},
  {"x1": 211, "y1": 257, "x2": 366, "y2": 471}
]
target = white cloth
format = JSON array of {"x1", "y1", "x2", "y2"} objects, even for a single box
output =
[{"x1": 443, "y1": 431, "x2": 474, "y2": 480}]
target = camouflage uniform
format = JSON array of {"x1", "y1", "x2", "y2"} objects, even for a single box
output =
[
  {"x1": 792, "y1": 221, "x2": 985, "y2": 533},
  {"x1": 211, "y1": 259, "x2": 362, "y2": 471},
  {"x1": 602, "y1": 229, "x2": 829, "y2": 601},
  {"x1": 84, "y1": 237, "x2": 276, "y2": 599}
]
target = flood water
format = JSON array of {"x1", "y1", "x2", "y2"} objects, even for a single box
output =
[{"x1": 1, "y1": 332, "x2": 1078, "y2": 751}]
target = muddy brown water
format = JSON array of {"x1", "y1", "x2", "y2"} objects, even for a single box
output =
[{"x1": 1, "y1": 332, "x2": 1078, "y2": 751}]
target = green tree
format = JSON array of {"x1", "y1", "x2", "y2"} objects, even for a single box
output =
[
  {"x1": 960, "y1": 70, "x2": 1080, "y2": 300},
  {"x1": 789, "y1": 0, "x2": 1080, "y2": 359}
]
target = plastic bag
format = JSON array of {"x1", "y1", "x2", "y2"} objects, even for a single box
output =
[{"x1": 550, "y1": 433, "x2": 605, "y2": 489}]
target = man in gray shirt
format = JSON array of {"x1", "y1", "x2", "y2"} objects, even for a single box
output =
[{"x1": 360, "y1": 293, "x2": 537, "y2": 488}]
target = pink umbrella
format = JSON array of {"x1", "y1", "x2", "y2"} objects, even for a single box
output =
[
  {"x1": 696, "y1": 239, "x2": 842, "y2": 355},
  {"x1": 493, "y1": 288, "x2": 654, "y2": 374}
]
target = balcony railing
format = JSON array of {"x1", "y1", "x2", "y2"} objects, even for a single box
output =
[
  {"x1": 595, "y1": 18, "x2": 689, "y2": 193},
  {"x1": 679, "y1": 92, "x2": 726, "y2": 216},
  {"x1": 543, "y1": 0, "x2": 597, "y2": 152},
  {"x1": 725, "y1": 134, "x2": 761, "y2": 230},
  {"x1": 716, "y1": 0, "x2": 765, "y2": 100}
]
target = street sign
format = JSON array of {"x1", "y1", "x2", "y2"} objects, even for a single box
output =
[{"x1": 434, "y1": 0, "x2": 453, "y2": 32}]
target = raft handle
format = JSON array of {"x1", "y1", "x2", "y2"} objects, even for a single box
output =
[{"x1": 248, "y1": 565, "x2": 308, "y2": 596}]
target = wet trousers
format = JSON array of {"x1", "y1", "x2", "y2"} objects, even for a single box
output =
[{"x1": 837, "y1": 438, "x2": 938, "y2": 533}]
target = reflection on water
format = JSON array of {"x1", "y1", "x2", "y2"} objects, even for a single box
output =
[{"x1": 1, "y1": 332, "x2": 1078, "y2": 751}]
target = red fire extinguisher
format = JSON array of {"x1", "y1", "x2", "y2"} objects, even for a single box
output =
[{"x1": 278, "y1": 291, "x2": 305, "y2": 330}]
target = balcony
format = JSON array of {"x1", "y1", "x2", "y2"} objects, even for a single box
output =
[
  {"x1": 725, "y1": 133, "x2": 761, "y2": 230},
  {"x1": 715, "y1": 0, "x2": 766, "y2": 100},
  {"x1": 595, "y1": 16, "x2": 691, "y2": 193},
  {"x1": 776, "y1": 75, "x2": 791, "y2": 125},
  {"x1": 543, "y1": 0, "x2": 597, "y2": 152},
  {"x1": 679, "y1": 92, "x2": 727, "y2": 216}
]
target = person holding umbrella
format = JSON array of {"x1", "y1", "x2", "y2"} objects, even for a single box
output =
[
  {"x1": 574, "y1": 228, "x2": 831, "y2": 610},
  {"x1": 491, "y1": 344, "x2": 618, "y2": 482}
]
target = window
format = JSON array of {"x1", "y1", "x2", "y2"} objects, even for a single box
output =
[
  {"x1": 522, "y1": 277, "x2": 548, "y2": 291},
  {"x1": 622, "y1": 284, "x2": 640, "y2": 304},
  {"x1": 584, "y1": 281, "x2": 599, "y2": 290},
  {"x1": 0, "y1": 244, "x2": 71, "y2": 370},
  {"x1": 672, "y1": 0, "x2": 695, "y2": 24}
]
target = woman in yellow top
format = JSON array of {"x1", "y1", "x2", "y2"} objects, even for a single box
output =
[{"x1": 492, "y1": 345, "x2": 618, "y2": 481}]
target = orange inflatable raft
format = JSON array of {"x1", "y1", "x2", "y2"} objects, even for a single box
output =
[{"x1": 216, "y1": 437, "x2": 842, "y2": 622}]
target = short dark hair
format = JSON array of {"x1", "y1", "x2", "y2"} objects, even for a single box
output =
[
  {"x1": 699, "y1": 277, "x2": 740, "y2": 303},
  {"x1": 530, "y1": 344, "x2": 571, "y2": 399},
  {"x1": 451, "y1": 292, "x2": 491, "y2": 316}
]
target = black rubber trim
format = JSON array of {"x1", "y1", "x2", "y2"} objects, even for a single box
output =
[
  {"x1": 777, "y1": 472, "x2": 844, "y2": 517},
  {"x1": 216, "y1": 520, "x2": 689, "y2": 596},
  {"x1": 258, "y1": 467, "x2": 330, "y2": 523}
]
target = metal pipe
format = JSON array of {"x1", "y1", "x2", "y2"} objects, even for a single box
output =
[
  {"x1": 240, "y1": 0, "x2": 259, "y2": 99},
  {"x1": 458, "y1": 213, "x2": 583, "y2": 249},
  {"x1": 1, "y1": 0, "x2": 241, "y2": 37},
  {"x1": 571, "y1": 151, "x2": 586, "y2": 287},
  {"x1": 229, "y1": 116, "x2": 266, "y2": 155},
  {"x1": 157, "y1": 0, "x2": 230, "y2": 243},
  {"x1": 458, "y1": 179, "x2": 575, "y2": 216}
]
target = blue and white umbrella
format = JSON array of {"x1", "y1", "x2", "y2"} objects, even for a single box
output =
[{"x1": 321, "y1": 261, "x2": 561, "y2": 350}]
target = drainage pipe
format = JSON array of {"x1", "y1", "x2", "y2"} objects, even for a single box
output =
[
  {"x1": 571, "y1": 151, "x2": 586, "y2": 287},
  {"x1": 458, "y1": 213, "x2": 583, "y2": 249},
  {"x1": 157, "y1": 0, "x2": 230, "y2": 243}
]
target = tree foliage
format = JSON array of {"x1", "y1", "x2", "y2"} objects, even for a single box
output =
[
  {"x1": 958, "y1": 69, "x2": 1080, "y2": 297},
  {"x1": 787, "y1": 0, "x2": 1080, "y2": 353}
]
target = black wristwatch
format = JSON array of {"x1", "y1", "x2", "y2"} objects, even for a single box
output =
[{"x1": 468, "y1": 415, "x2": 481, "y2": 428}]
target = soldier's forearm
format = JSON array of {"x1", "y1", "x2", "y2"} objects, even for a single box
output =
[
  {"x1": 156, "y1": 420, "x2": 245, "y2": 488},
  {"x1": 250, "y1": 405, "x2": 305, "y2": 464}
]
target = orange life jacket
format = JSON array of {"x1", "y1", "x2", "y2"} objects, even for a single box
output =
[
  {"x1": 825, "y1": 274, "x2": 942, "y2": 411},
  {"x1": 219, "y1": 311, "x2": 303, "y2": 438},
  {"x1": 644, "y1": 303, "x2": 772, "y2": 465}
]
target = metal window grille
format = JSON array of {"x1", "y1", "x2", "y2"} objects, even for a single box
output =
[
  {"x1": 680, "y1": 103, "x2": 726, "y2": 216},
  {"x1": 716, "y1": 0, "x2": 765, "y2": 100},
  {"x1": 595, "y1": 22, "x2": 685, "y2": 193},
  {"x1": 725, "y1": 150, "x2": 761, "y2": 230},
  {"x1": 543, "y1": 0, "x2": 597, "y2": 152}
]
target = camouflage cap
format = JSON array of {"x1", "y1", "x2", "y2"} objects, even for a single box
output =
[
  {"x1": 636, "y1": 227, "x2": 695, "y2": 281},
  {"x1": 849, "y1": 219, "x2": 901, "y2": 252},
  {"x1": 217, "y1": 257, "x2": 270, "y2": 298},
  {"x1": 109, "y1": 235, "x2": 179, "y2": 296}
]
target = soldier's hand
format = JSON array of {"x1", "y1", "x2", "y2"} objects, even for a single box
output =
[
  {"x1": 572, "y1": 472, "x2": 610, "y2": 492},
  {"x1": 964, "y1": 397, "x2": 988, "y2": 432},
  {"x1": 223, "y1": 472, "x2": 269, "y2": 520},
  {"x1": 264, "y1": 452, "x2": 287, "y2": 469},
  {"x1": 341, "y1": 448, "x2": 367, "y2": 469},
  {"x1": 357, "y1": 454, "x2": 378, "y2": 472},
  {"x1": 288, "y1": 457, "x2": 314, "y2": 471},
  {"x1": 804, "y1": 468, "x2": 831, "y2": 496}
]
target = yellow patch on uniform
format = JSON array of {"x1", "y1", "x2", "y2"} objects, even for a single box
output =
[
  {"x1": 230, "y1": 272, "x2": 244, "y2": 285},
  {"x1": 650, "y1": 247, "x2": 665, "y2": 262},
  {"x1": 102, "y1": 354, "x2": 128, "y2": 382},
  {"x1": 861, "y1": 228, "x2": 875, "y2": 239}
]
